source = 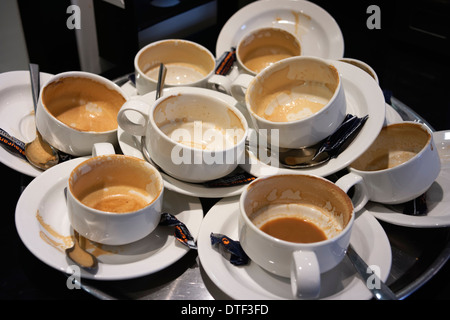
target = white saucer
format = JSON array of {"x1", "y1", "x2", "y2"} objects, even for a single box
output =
[
  {"x1": 15, "y1": 157, "x2": 204, "y2": 280},
  {"x1": 216, "y1": 0, "x2": 344, "y2": 59},
  {"x1": 367, "y1": 130, "x2": 450, "y2": 228},
  {"x1": 241, "y1": 60, "x2": 386, "y2": 178},
  {"x1": 198, "y1": 197, "x2": 392, "y2": 300},
  {"x1": 0, "y1": 70, "x2": 53, "y2": 177},
  {"x1": 118, "y1": 87, "x2": 250, "y2": 198}
]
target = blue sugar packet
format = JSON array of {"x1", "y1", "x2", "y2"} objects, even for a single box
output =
[
  {"x1": 210, "y1": 233, "x2": 249, "y2": 266},
  {"x1": 160, "y1": 213, "x2": 197, "y2": 250}
]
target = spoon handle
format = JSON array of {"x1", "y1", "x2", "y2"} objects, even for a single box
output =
[
  {"x1": 156, "y1": 63, "x2": 167, "y2": 100},
  {"x1": 29, "y1": 63, "x2": 40, "y2": 111},
  {"x1": 347, "y1": 244, "x2": 397, "y2": 300}
]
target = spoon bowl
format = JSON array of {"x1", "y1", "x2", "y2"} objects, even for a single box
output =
[
  {"x1": 278, "y1": 144, "x2": 330, "y2": 169},
  {"x1": 246, "y1": 141, "x2": 330, "y2": 169},
  {"x1": 24, "y1": 63, "x2": 59, "y2": 170},
  {"x1": 24, "y1": 132, "x2": 59, "y2": 170},
  {"x1": 65, "y1": 231, "x2": 98, "y2": 271},
  {"x1": 248, "y1": 114, "x2": 369, "y2": 169}
]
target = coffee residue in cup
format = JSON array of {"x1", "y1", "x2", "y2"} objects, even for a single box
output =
[
  {"x1": 249, "y1": 59, "x2": 339, "y2": 123},
  {"x1": 263, "y1": 89, "x2": 330, "y2": 122},
  {"x1": 364, "y1": 151, "x2": 418, "y2": 171},
  {"x1": 42, "y1": 77, "x2": 126, "y2": 132},
  {"x1": 256, "y1": 81, "x2": 335, "y2": 122},
  {"x1": 160, "y1": 120, "x2": 238, "y2": 151},
  {"x1": 80, "y1": 185, "x2": 153, "y2": 213},
  {"x1": 250, "y1": 202, "x2": 345, "y2": 242},
  {"x1": 70, "y1": 155, "x2": 163, "y2": 214},
  {"x1": 260, "y1": 216, "x2": 327, "y2": 243},
  {"x1": 145, "y1": 62, "x2": 207, "y2": 85},
  {"x1": 238, "y1": 28, "x2": 301, "y2": 74},
  {"x1": 242, "y1": 46, "x2": 298, "y2": 74},
  {"x1": 351, "y1": 122, "x2": 430, "y2": 171}
]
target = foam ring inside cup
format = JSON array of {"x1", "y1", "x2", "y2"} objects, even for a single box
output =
[
  {"x1": 153, "y1": 94, "x2": 246, "y2": 152},
  {"x1": 69, "y1": 155, "x2": 163, "y2": 214},
  {"x1": 238, "y1": 28, "x2": 301, "y2": 74},
  {"x1": 350, "y1": 122, "x2": 431, "y2": 172},
  {"x1": 42, "y1": 76, "x2": 126, "y2": 132},
  {"x1": 243, "y1": 175, "x2": 353, "y2": 243},
  {"x1": 247, "y1": 58, "x2": 340, "y2": 123},
  {"x1": 137, "y1": 40, "x2": 215, "y2": 85}
]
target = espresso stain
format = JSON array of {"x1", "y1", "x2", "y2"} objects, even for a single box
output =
[
  {"x1": 36, "y1": 211, "x2": 72, "y2": 252},
  {"x1": 36, "y1": 210, "x2": 116, "y2": 257}
]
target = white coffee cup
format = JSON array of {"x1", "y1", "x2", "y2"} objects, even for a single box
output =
[
  {"x1": 236, "y1": 27, "x2": 301, "y2": 75},
  {"x1": 339, "y1": 58, "x2": 379, "y2": 84},
  {"x1": 335, "y1": 122, "x2": 441, "y2": 211},
  {"x1": 239, "y1": 173, "x2": 354, "y2": 299},
  {"x1": 117, "y1": 90, "x2": 248, "y2": 183},
  {"x1": 135, "y1": 39, "x2": 223, "y2": 95},
  {"x1": 67, "y1": 143, "x2": 164, "y2": 245},
  {"x1": 208, "y1": 27, "x2": 301, "y2": 94},
  {"x1": 231, "y1": 56, "x2": 346, "y2": 149},
  {"x1": 36, "y1": 71, "x2": 129, "y2": 156}
]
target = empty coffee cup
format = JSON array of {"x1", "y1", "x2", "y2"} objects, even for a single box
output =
[
  {"x1": 117, "y1": 89, "x2": 248, "y2": 183},
  {"x1": 231, "y1": 56, "x2": 346, "y2": 148},
  {"x1": 335, "y1": 122, "x2": 441, "y2": 211},
  {"x1": 36, "y1": 71, "x2": 129, "y2": 156},
  {"x1": 208, "y1": 27, "x2": 301, "y2": 94},
  {"x1": 339, "y1": 58, "x2": 379, "y2": 84},
  {"x1": 67, "y1": 143, "x2": 164, "y2": 245},
  {"x1": 135, "y1": 39, "x2": 217, "y2": 95},
  {"x1": 236, "y1": 27, "x2": 301, "y2": 75},
  {"x1": 239, "y1": 173, "x2": 354, "y2": 299}
]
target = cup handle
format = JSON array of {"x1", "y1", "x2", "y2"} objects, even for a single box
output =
[
  {"x1": 92, "y1": 142, "x2": 116, "y2": 157},
  {"x1": 335, "y1": 172, "x2": 370, "y2": 212},
  {"x1": 230, "y1": 74, "x2": 254, "y2": 103},
  {"x1": 207, "y1": 74, "x2": 232, "y2": 94},
  {"x1": 291, "y1": 251, "x2": 320, "y2": 299},
  {"x1": 117, "y1": 99, "x2": 151, "y2": 136}
]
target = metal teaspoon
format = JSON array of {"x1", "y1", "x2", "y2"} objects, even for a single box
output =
[
  {"x1": 246, "y1": 140, "x2": 331, "y2": 169},
  {"x1": 347, "y1": 244, "x2": 397, "y2": 300},
  {"x1": 156, "y1": 63, "x2": 167, "y2": 100},
  {"x1": 276, "y1": 114, "x2": 368, "y2": 169},
  {"x1": 142, "y1": 63, "x2": 166, "y2": 164}
]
